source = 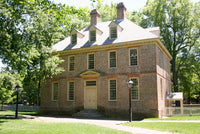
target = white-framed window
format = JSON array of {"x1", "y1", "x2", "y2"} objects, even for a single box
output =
[
  {"x1": 129, "y1": 48, "x2": 138, "y2": 66},
  {"x1": 52, "y1": 82, "x2": 58, "y2": 101},
  {"x1": 71, "y1": 34, "x2": 77, "y2": 45},
  {"x1": 109, "y1": 51, "x2": 117, "y2": 68},
  {"x1": 130, "y1": 78, "x2": 139, "y2": 100},
  {"x1": 68, "y1": 55, "x2": 75, "y2": 72},
  {"x1": 110, "y1": 27, "x2": 117, "y2": 39},
  {"x1": 109, "y1": 79, "x2": 117, "y2": 101},
  {"x1": 88, "y1": 53, "x2": 95, "y2": 70},
  {"x1": 68, "y1": 81, "x2": 75, "y2": 101},
  {"x1": 90, "y1": 30, "x2": 96, "y2": 42}
]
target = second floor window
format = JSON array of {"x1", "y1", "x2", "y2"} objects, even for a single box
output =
[
  {"x1": 130, "y1": 48, "x2": 138, "y2": 66},
  {"x1": 90, "y1": 30, "x2": 96, "y2": 42},
  {"x1": 69, "y1": 56, "x2": 75, "y2": 72},
  {"x1": 109, "y1": 51, "x2": 116, "y2": 68},
  {"x1": 88, "y1": 53, "x2": 95, "y2": 69},
  {"x1": 71, "y1": 34, "x2": 77, "y2": 45},
  {"x1": 110, "y1": 27, "x2": 117, "y2": 39}
]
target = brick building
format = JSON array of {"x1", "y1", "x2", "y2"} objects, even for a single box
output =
[{"x1": 40, "y1": 2, "x2": 172, "y2": 118}]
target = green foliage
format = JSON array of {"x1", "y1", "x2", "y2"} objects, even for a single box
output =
[
  {"x1": 140, "y1": 0, "x2": 199, "y2": 92},
  {"x1": 0, "y1": 73, "x2": 22, "y2": 108}
]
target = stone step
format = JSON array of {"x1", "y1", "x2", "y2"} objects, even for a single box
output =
[{"x1": 72, "y1": 109, "x2": 104, "y2": 119}]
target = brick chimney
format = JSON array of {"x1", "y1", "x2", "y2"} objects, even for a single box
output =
[
  {"x1": 116, "y1": 2, "x2": 127, "y2": 20},
  {"x1": 90, "y1": 9, "x2": 101, "y2": 25}
]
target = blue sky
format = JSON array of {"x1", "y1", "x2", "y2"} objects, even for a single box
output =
[{"x1": 0, "y1": 0, "x2": 199, "y2": 70}]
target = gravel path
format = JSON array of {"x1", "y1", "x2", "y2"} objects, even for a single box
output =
[{"x1": 25, "y1": 116, "x2": 174, "y2": 134}]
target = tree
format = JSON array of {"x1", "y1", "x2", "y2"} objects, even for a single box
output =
[
  {"x1": 140, "y1": 0, "x2": 199, "y2": 92},
  {"x1": 0, "y1": 73, "x2": 21, "y2": 110}
]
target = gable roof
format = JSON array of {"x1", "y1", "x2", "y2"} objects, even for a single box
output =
[{"x1": 53, "y1": 19, "x2": 159, "y2": 52}]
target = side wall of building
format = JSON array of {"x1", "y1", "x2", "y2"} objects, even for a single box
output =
[{"x1": 156, "y1": 45, "x2": 171, "y2": 117}]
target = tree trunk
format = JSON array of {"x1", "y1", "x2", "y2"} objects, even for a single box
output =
[
  {"x1": 37, "y1": 80, "x2": 41, "y2": 106},
  {"x1": 172, "y1": 58, "x2": 179, "y2": 92},
  {"x1": 1, "y1": 102, "x2": 3, "y2": 111}
]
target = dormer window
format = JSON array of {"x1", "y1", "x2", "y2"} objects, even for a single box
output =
[
  {"x1": 110, "y1": 27, "x2": 117, "y2": 39},
  {"x1": 71, "y1": 34, "x2": 77, "y2": 45},
  {"x1": 90, "y1": 30, "x2": 96, "y2": 42}
]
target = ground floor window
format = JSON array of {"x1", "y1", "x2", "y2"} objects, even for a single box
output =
[
  {"x1": 109, "y1": 79, "x2": 117, "y2": 101},
  {"x1": 130, "y1": 78, "x2": 139, "y2": 100},
  {"x1": 68, "y1": 81, "x2": 75, "y2": 101},
  {"x1": 52, "y1": 82, "x2": 58, "y2": 101}
]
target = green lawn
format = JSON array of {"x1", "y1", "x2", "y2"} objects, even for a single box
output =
[
  {"x1": 0, "y1": 119, "x2": 131, "y2": 134},
  {"x1": 0, "y1": 111, "x2": 131, "y2": 134},
  {"x1": 145, "y1": 116, "x2": 200, "y2": 120},
  {"x1": 0, "y1": 110, "x2": 39, "y2": 116},
  {"x1": 123, "y1": 122, "x2": 200, "y2": 134}
]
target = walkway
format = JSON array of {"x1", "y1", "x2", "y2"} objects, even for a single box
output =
[{"x1": 25, "y1": 116, "x2": 173, "y2": 134}]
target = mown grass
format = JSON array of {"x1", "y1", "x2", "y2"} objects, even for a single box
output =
[
  {"x1": 145, "y1": 116, "x2": 200, "y2": 120},
  {"x1": 0, "y1": 119, "x2": 131, "y2": 134},
  {"x1": 0, "y1": 110, "x2": 39, "y2": 116},
  {"x1": 123, "y1": 122, "x2": 200, "y2": 134}
]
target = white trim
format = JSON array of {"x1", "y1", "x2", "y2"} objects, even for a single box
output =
[
  {"x1": 129, "y1": 48, "x2": 138, "y2": 66},
  {"x1": 67, "y1": 81, "x2": 75, "y2": 101},
  {"x1": 130, "y1": 77, "x2": 139, "y2": 101},
  {"x1": 87, "y1": 53, "x2": 95, "y2": 70},
  {"x1": 108, "y1": 50, "x2": 117, "y2": 68},
  {"x1": 68, "y1": 55, "x2": 75, "y2": 72},
  {"x1": 108, "y1": 79, "x2": 117, "y2": 101}
]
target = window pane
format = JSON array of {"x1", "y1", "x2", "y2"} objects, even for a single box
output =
[
  {"x1": 88, "y1": 54, "x2": 95, "y2": 69},
  {"x1": 109, "y1": 51, "x2": 116, "y2": 68},
  {"x1": 90, "y1": 31, "x2": 96, "y2": 42},
  {"x1": 130, "y1": 49, "x2": 137, "y2": 66},
  {"x1": 86, "y1": 81, "x2": 96, "y2": 86},
  {"x1": 110, "y1": 80, "x2": 116, "y2": 100},
  {"x1": 110, "y1": 27, "x2": 117, "y2": 39},
  {"x1": 69, "y1": 56, "x2": 75, "y2": 71},
  {"x1": 53, "y1": 83, "x2": 58, "y2": 100},
  {"x1": 130, "y1": 78, "x2": 139, "y2": 100},
  {"x1": 68, "y1": 82, "x2": 74, "y2": 100},
  {"x1": 71, "y1": 34, "x2": 77, "y2": 45}
]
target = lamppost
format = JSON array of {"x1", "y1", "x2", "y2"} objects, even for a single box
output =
[
  {"x1": 15, "y1": 85, "x2": 21, "y2": 119},
  {"x1": 127, "y1": 80, "x2": 133, "y2": 122}
]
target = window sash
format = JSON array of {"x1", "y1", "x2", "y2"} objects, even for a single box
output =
[
  {"x1": 90, "y1": 31, "x2": 96, "y2": 42},
  {"x1": 109, "y1": 80, "x2": 116, "y2": 100},
  {"x1": 53, "y1": 83, "x2": 58, "y2": 101},
  {"x1": 68, "y1": 82, "x2": 74, "y2": 101},
  {"x1": 110, "y1": 27, "x2": 117, "y2": 39},
  {"x1": 130, "y1": 78, "x2": 139, "y2": 100},
  {"x1": 71, "y1": 34, "x2": 77, "y2": 45},
  {"x1": 69, "y1": 56, "x2": 75, "y2": 71},
  {"x1": 88, "y1": 54, "x2": 95, "y2": 69},
  {"x1": 109, "y1": 51, "x2": 116, "y2": 68},
  {"x1": 130, "y1": 49, "x2": 138, "y2": 66}
]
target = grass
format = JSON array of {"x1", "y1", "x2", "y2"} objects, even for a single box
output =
[
  {"x1": 0, "y1": 119, "x2": 131, "y2": 134},
  {"x1": 144, "y1": 116, "x2": 200, "y2": 120},
  {"x1": 0, "y1": 111, "x2": 131, "y2": 134},
  {"x1": 123, "y1": 122, "x2": 200, "y2": 134},
  {"x1": 0, "y1": 110, "x2": 39, "y2": 116}
]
